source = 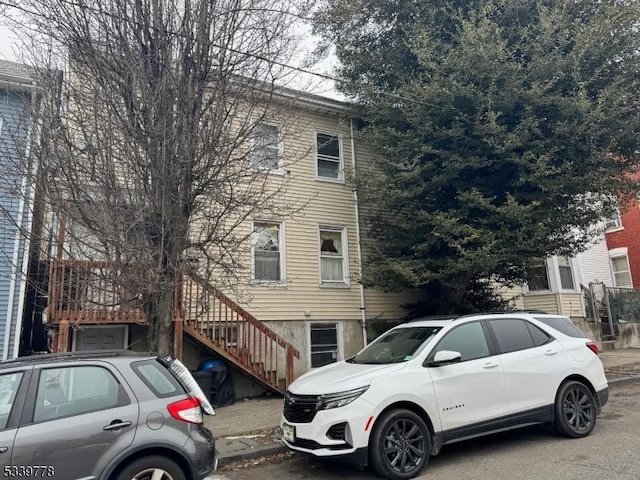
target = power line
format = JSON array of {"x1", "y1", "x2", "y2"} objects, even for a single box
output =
[{"x1": 0, "y1": 0, "x2": 436, "y2": 108}]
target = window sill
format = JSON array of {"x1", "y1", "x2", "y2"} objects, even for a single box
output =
[
  {"x1": 251, "y1": 281, "x2": 288, "y2": 289},
  {"x1": 320, "y1": 282, "x2": 350, "y2": 289},
  {"x1": 315, "y1": 176, "x2": 345, "y2": 185},
  {"x1": 605, "y1": 226, "x2": 624, "y2": 234}
]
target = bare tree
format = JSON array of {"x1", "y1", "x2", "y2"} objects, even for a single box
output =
[{"x1": 4, "y1": 0, "x2": 313, "y2": 355}]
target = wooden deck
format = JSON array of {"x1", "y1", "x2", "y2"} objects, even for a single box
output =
[{"x1": 48, "y1": 259, "x2": 299, "y2": 393}]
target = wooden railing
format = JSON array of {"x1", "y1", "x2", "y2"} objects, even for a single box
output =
[
  {"x1": 48, "y1": 259, "x2": 146, "y2": 323},
  {"x1": 48, "y1": 259, "x2": 299, "y2": 393},
  {"x1": 176, "y1": 270, "x2": 300, "y2": 392}
]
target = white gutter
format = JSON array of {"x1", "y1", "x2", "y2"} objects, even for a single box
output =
[
  {"x1": 3, "y1": 83, "x2": 37, "y2": 359},
  {"x1": 350, "y1": 119, "x2": 367, "y2": 347}
]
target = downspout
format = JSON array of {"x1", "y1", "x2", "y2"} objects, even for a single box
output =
[
  {"x1": 350, "y1": 119, "x2": 367, "y2": 347},
  {"x1": 3, "y1": 82, "x2": 37, "y2": 359}
]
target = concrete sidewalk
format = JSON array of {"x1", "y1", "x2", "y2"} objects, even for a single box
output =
[{"x1": 208, "y1": 348, "x2": 640, "y2": 469}]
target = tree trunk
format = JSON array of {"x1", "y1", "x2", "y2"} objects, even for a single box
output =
[{"x1": 146, "y1": 287, "x2": 175, "y2": 356}]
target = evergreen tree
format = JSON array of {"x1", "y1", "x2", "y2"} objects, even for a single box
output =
[{"x1": 315, "y1": 0, "x2": 640, "y2": 313}]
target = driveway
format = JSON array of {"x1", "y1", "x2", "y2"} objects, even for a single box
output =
[{"x1": 219, "y1": 381, "x2": 640, "y2": 480}]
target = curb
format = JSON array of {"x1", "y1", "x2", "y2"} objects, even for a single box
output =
[
  {"x1": 217, "y1": 440, "x2": 288, "y2": 467},
  {"x1": 607, "y1": 374, "x2": 640, "y2": 387}
]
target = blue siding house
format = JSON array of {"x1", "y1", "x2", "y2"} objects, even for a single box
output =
[{"x1": 0, "y1": 60, "x2": 39, "y2": 360}]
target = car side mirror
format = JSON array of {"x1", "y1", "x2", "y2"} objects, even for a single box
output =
[{"x1": 427, "y1": 350, "x2": 462, "y2": 367}]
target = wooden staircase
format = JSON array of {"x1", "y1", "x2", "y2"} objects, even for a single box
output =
[
  {"x1": 176, "y1": 270, "x2": 300, "y2": 394},
  {"x1": 47, "y1": 259, "x2": 300, "y2": 394}
]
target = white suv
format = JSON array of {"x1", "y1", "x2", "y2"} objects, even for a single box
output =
[{"x1": 281, "y1": 313, "x2": 608, "y2": 479}]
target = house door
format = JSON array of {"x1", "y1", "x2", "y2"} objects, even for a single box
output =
[{"x1": 73, "y1": 326, "x2": 128, "y2": 351}]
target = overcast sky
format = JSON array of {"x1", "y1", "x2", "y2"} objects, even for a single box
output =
[{"x1": 0, "y1": 19, "x2": 341, "y2": 99}]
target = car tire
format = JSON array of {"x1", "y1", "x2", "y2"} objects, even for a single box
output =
[
  {"x1": 554, "y1": 380, "x2": 597, "y2": 438},
  {"x1": 369, "y1": 408, "x2": 431, "y2": 480},
  {"x1": 114, "y1": 455, "x2": 186, "y2": 480}
]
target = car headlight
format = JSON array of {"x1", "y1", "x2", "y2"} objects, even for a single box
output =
[{"x1": 318, "y1": 386, "x2": 369, "y2": 410}]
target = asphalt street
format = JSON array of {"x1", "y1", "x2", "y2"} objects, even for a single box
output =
[{"x1": 219, "y1": 381, "x2": 640, "y2": 480}]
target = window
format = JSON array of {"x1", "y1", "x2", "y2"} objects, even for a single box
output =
[
  {"x1": 433, "y1": 322, "x2": 490, "y2": 362},
  {"x1": 488, "y1": 319, "x2": 550, "y2": 354},
  {"x1": 527, "y1": 259, "x2": 550, "y2": 291},
  {"x1": 319, "y1": 227, "x2": 348, "y2": 284},
  {"x1": 611, "y1": 254, "x2": 632, "y2": 288},
  {"x1": 252, "y1": 121, "x2": 281, "y2": 171},
  {"x1": 535, "y1": 316, "x2": 586, "y2": 338},
  {"x1": 604, "y1": 202, "x2": 622, "y2": 231},
  {"x1": 316, "y1": 132, "x2": 342, "y2": 180},
  {"x1": 310, "y1": 323, "x2": 339, "y2": 368},
  {"x1": 0, "y1": 372, "x2": 23, "y2": 429},
  {"x1": 557, "y1": 256, "x2": 575, "y2": 290},
  {"x1": 132, "y1": 360, "x2": 182, "y2": 397},
  {"x1": 252, "y1": 221, "x2": 283, "y2": 282},
  {"x1": 34, "y1": 366, "x2": 127, "y2": 422}
]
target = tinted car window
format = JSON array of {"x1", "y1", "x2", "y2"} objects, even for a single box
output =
[
  {"x1": 534, "y1": 316, "x2": 586, "y2": 338},
  {"x1": 434, "y1": 322, "x2": 490, "y2": 361},
  {"x1": 489, "y1": 319, "x2": 537, "y2": 353},
  {"x1": 133, "y1": 359, "x2": 182, "y2": 397},
  {"x1": 0, "y1": 372, "x2": 23, "y2": 429},
  {"x1": 527, "y1": 322, "x2": 552, "y2": 346},
  {"x1": 34, "y1": 366, "x2": 127, "y2": 422}
]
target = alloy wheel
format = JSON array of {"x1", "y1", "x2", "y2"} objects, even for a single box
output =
[{"x1": 382, "y1": 418, "x2": 427, "y2": 474}]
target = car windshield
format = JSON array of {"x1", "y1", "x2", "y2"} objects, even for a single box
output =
[{"x1": 347, "y1": 326, "x2": 442, "y2": 364}]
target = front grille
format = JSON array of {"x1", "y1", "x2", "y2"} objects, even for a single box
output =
[{"x1": 283, "y1": 391, "x2": 320, "y2": 423}]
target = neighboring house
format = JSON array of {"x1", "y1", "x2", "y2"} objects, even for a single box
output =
[
  {"x1": 0, "y1": 60, "x2": 40, "y2": 360},
  {"x1": 604, "y1": 191, "x2": 640, "y2": 289},
  {"x1": 518, "y1": 229, "x2": 616, "y2": 320},
  {"x1": 45, "y1": 87, "x2": 422, "y2": 395}
]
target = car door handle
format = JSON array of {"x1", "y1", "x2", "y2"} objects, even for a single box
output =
[
  {"x1": 103, "y1": 420, "x2": 132, "y2": 431},
  {"x1": 545, "y1": 349, "x2": 558, "y2": 356},
  {"x1": 483, "y1": 362, "x2": 499, "y2": 369},
  {"x1": 0, "y1": 447, "x2": 8, "y2": 454}
]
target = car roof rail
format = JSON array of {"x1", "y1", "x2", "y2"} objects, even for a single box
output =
[
  {"x1": 0, "y1": 349, "x2": 147, "y2": 365},
  {"x1": 451, "y1": 310, "x2": 550, "y2": 321}
]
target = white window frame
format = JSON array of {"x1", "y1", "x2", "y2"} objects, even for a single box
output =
[
  {"x1": 251, "y1": 220, "x2": 285, "y2": 284},
  {"x1": 604, "y1": 203, "x2": 622, "y2": 232},
  {"x1": 315, "y1": 131, "x2": 344, "y2": 183},
  {"x1": 526, "y1": 256, "x2": 578, "y2": 293},
  {"x1": 609, "y1": 248, "x2": 633, "y2": 288},
  {"x1": 250, "y1": 120, "x2": 283, "y2": 173},
  {"x1": 556, "y1": 255, "x2": 576, "y2": 290},
  {"x1": 308, "y1": 322, "x2": 342, "y2": 369},
  {"x1": 318, "y1": 226, "x2": 349, "y2": 286},
  {"x1": 526, "y1": 258, "x2": 550, "y2": 292}
]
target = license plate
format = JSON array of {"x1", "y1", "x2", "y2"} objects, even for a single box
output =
[{"x1": 282, "y1": 423, "x2": 295, "y2": 443}]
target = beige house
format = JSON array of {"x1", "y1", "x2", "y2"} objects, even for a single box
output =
[{"x1": 46, "y1": 88, "x2": 420, "y2": 395}]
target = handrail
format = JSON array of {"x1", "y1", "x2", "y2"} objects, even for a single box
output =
[{"x1": 178, "y1": 269, "x2": 300, "y2": 390}]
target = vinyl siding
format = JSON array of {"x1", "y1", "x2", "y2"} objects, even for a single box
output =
[
  {"x1": 0, "y1": 87, "x2": 34, "y2": 358},
  {"x1": 239, "y1": 110, "x2": 362, "y2": 322},
  {"x1": 217, "y1": 107, "x2": 415, "y2": 324},
  {"x1": 522, "y1": 292, "x2": 585, "y2": 317},
  {"x1": 576, "y1": 234, "x2": 615, "y2": 287}
]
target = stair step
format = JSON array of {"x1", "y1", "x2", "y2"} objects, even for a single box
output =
[{"x1": 601, "y1": 340, "x2": 617, "y2": 351}]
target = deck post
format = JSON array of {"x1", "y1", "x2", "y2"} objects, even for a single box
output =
[
  {"x1": 173, "y1": 317, "x2": 183, "y2": 360},
  {"x1": 57, "y1": 319, "x2": 70, "y2": 352}
]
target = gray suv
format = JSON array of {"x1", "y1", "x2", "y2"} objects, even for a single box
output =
[{"x1": 0, "y1": 350, "x2": 218, "y2": 480}]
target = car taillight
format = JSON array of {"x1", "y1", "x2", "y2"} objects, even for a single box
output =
[
  {"x1": 586, "y1": 342, "x2": 599, "y2": 355},
  {"x1": 168, "y1": 397, "x2": 203, "y2": 424}
]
